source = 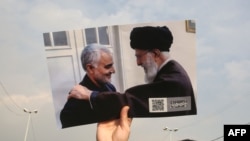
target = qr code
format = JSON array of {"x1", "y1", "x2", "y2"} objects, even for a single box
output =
[{"x1": 149, "y1": 98, "x2": 167, "y2": 113}]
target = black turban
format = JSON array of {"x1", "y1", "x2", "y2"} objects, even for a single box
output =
[{"x1": 130, "y1": 26, "x2": 173, "y2": 51}]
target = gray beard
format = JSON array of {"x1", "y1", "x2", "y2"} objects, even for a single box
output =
[
  {"x1": 144, "y1": 63, "x2": 158, "y2": 83},
  {"x1": 143, "y1": 53, "x2": 158, "y2": 83}
]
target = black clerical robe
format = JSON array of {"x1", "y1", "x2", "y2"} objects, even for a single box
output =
[{"x1": 90, "y1": 60, "x2": 197, "y2": 119}]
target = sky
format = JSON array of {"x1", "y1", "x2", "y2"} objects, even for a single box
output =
[{"x1": 0, "y1": 0, "x2": 250, "y2": 141}]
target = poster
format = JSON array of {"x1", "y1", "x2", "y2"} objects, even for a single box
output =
[{"x1": 43, "y1": 20, "x2": 197, "y2": 128}]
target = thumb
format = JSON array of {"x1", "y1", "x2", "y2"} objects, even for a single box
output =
[{"x1": 120, "y1": 106, "x2": 131, "y2": 128}]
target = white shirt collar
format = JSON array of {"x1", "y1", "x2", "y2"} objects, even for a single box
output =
[{"x1": 158, "y1": 56, "x2": 172, "y2": 71}]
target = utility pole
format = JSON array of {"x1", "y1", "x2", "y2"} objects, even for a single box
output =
[
  {"x1": 163, "y1": 127, "x2": 178, "y2": 141},
  {"x1": 23, "y1": 108, "x2": 38, "y2": 141}
]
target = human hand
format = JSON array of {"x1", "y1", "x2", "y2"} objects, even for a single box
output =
[
  {"x1": 68, "y1": 84, "x2": 92, "y2": 100},
  {"x1": 96, "y1": 106, "x2": 132, "y2": 141}
]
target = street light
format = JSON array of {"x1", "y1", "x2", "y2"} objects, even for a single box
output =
[
  {"x1": 23, "y1": 108, "x2": 38, "y2": 141},
  {"x1": 163, "y1": 127, "x2": 178, "y2": 141}
]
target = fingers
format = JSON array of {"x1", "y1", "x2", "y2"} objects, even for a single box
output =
[
  {"x1": 67, "y1": 85, "x2": 92, "y2": 100},
  {"x1": 67, "y1": 90, "x2": 77, "y2": 99},
  {"x1": 68, "y1": 85, "x2": 79, "y2": 99}
]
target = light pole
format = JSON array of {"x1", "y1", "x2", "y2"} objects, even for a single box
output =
[
  {"x1": 23, "y1": 108, "x2": 38, "y2": 141},
  {"x1": 163, "y1": 127, "x2": 178, "y2": 141}
]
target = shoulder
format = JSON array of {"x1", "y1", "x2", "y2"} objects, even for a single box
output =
[
  {"x1": 106, "y1": 83, "x2": 117, "y2": 92},
  {"x1": 161, "y1": 60, "x2": 185, "y2": 72}
]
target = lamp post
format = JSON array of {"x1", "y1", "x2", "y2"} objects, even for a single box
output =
[
  {"x1": 163, "y1": 127, "x2": 178, "y2": 141},
  {"x1": 23, "y1": 108, "x2": 38, "y2": 141}
]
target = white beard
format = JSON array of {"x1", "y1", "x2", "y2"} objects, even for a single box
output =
[{"x1": 143, "y1": 54, "x2": 158, "y2": 83}]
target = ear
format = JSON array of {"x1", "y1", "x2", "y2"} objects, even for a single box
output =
[
  {"x1": 86, "y1": 64, "x2": 94, "y2": 73},
  {"x1": 152, "y1": 49, "x2": 161, "y2": 57}
]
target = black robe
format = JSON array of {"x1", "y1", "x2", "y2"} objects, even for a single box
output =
[{"x1": 90, "y1": 60, "x2": 197, "y2": 120}]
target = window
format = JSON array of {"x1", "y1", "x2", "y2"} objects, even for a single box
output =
[
  {"x1": 43, "y1": 31, "x2": 69, "y2": 47},
  {"x1": 85, "y1": 26, "x2": 110, "y2": 45},
  {"x1": 85, "y1": 28, "x2": 97, "y2": 44},
  {"x1": 43, "y1": 33, "x2": 52, "y2": 46},
  {"x1": 98, "y1": 26, "x2": 110, "y2": 45},
  {"x1": 53, "y1": 31, "x2": 68, "y2": 46}
]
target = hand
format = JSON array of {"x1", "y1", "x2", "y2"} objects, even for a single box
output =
[
  {"x1": 68, "y1": 84, "x2": 92, "y2": 100},
  {"x1": 96, "y1": 106, "x2": 132, "y2": 141}
]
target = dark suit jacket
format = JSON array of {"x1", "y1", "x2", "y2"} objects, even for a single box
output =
[
  {"x1": 60, "y1": 75, "x2": 116, "y2": 128},
  {"x1": 90, "y1": 60, "x2": 197, "y2": 119}
]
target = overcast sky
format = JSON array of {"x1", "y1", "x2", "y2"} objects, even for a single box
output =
[{"x1": 0, "y1": 0, "x2": 250, "y2": 141}]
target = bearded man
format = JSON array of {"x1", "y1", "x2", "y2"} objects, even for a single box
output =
[{"x1": 60, "y1": 44, "x2": 116, "y2": 128}]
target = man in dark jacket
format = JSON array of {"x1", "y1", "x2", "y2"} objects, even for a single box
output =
[
  {"x1": 60, "y1": 44, "x2": 116, "y2": 128},
  {"x1": 68, "y1": 26, "x2": 197, "y2": 122}
]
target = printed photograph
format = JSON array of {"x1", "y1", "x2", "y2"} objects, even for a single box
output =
[{"x1": 43, "y1": 20, "x2": 197, "y2": 129}]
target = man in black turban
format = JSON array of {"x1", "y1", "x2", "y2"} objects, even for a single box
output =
[{"x1": 68, "y1": 25, "x2": 197, "y2": 122}]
